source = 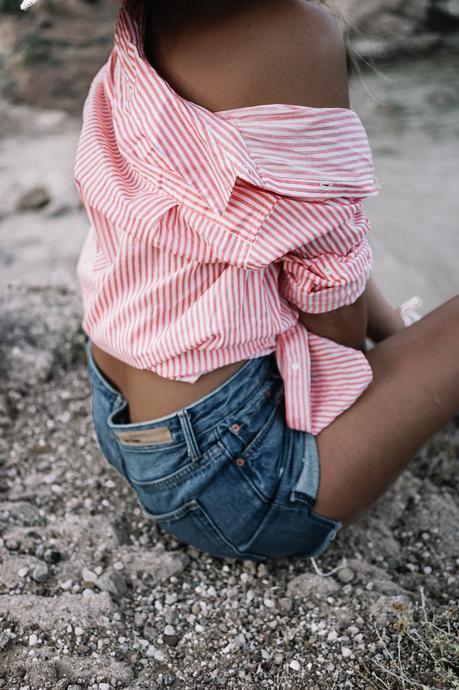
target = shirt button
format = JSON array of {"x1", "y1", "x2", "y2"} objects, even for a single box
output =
[
  {"x1": 291, "y1": 362, "x2": 300, "y2": 371},
  {"x1": 235, "y1": 457, "x2": 245, "y2": 467},
  {"x1": 247, "y1": 168, "x2": 256, "y2": 177},
  {"x1": 230, "y1": 423, "x2": 241, "y2": 433},
  {"x1": 324, "y1": 267, "x2": 333, "y2": 276}
]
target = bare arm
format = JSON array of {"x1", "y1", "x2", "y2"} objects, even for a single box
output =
[{"x1": 298, "y1": 293, "x2": 369, "y2": 351}]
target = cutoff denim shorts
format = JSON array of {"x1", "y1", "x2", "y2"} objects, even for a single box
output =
[{"x1": 85, "y1": 338, "x2": 343, "y2": 562}]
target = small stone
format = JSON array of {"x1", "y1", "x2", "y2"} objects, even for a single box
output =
[
  {"x1": 97, "y1": 570, "x2": 128, "y2": 599},
  {"x1": 146, "y1": 646, "x2": 166, "y2": 661},
  {"x1": 59, "y1": 579, "x2": 73, "y2": 590},
  {"x1": 82, "y1": 567, "x2": 98, "y2": 584},
  {"x1": 278, "y1": 597, "x2": 292, "y2": 613},
  {"x1": 289, "y1": 660, "x2": 300, "y2": 671},
  {"x1": 163, "y1": 624, "x2": 179, "y2": 647},
  {"x1": 134, "y1": 613, "x2": 146, "y2": 627},
  {"x1": 29, "y1": 633, "x2": 39, "y2": 645},
  {"x1": 5, "y1": 539, "x2": 19, "y2": 551},
  {"x1": 18, "y1": 567, "x2": 28, "y2": 577},
  {"x1": 16, "y1": 186, "x2": 51, "y2": 211},
  {"x1": 287, "y1": 573, "x2": 339, "y2": 598},
  {"x1": 32, "y1": 561, "x2": 49, "y2": 583},
  {"x1": 337, "y1": 567, "x2": 355, "y2": 584},
  {"x1": 0, "y1": 631, "x2": 11, "y2": 650},
  {"x1": 99, "y1": 684, "x2": 110, "y2": 690},
  {"x1": 341, "y1": 646, "x2": 353, "y2": 658}
]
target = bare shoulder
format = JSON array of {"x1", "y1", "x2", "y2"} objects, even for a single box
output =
[
  {"x1": 150, "y1": 0, "x2": 349, "y2": 112},
  {"x1": 256, "y1": 0, "x2": 350, "y2": 110}
]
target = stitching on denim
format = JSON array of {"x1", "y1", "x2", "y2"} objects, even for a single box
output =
[{"x1": 127, "y1": 440, "x2": 224, "y2": 491}]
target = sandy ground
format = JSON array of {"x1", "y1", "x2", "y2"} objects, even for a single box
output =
[{"x1": 1, "y1": 53, "x2": 458, "y2": 313}]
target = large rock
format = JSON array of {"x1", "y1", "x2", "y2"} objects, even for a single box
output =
[
  {"x1": 0, "y1": 284, "x2": 85, "y2": 390},
  {"x1": 0, "y1": 592, "x2": 113, "y2": 631}
]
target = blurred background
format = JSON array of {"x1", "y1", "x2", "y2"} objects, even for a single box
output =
[{"x1": 0, "y1": 0, "x2": 458, "y2": 311}]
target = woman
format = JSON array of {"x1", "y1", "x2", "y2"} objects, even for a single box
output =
[{"x1": 28, "y1": 0, "x2": 459, "y2": 560}]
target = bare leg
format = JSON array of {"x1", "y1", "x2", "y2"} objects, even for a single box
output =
[{"x1": 313, "y1": 295, "x2": 459, "y2": 526}]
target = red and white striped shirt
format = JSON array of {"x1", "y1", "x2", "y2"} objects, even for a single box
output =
[{"x1": 75, "y1": 0, "x2": 381, "y2": 435}]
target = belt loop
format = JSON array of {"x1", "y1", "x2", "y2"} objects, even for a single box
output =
[{"x1": 177, "y1": 409, "x2": 201, "y2": 461}]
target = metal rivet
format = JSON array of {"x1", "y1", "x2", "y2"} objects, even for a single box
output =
[
  {"x1": 235, "y1": 457, "x2": 245, "y2": 467},
  {"x1": 230, "y1": 423, "x2": 240, "y2": 433}
]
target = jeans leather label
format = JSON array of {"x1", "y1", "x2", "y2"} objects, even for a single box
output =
[{"x1": 114, "y1": 426, "x2": 173, "y2": 445}]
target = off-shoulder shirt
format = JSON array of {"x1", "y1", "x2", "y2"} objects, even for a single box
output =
[{"x1": 74, "y1": 0, "x2": 382, "y2": 435}]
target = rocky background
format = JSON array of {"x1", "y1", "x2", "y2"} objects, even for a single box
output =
[{"x1": 1, "y1": 0, "x2": 459, "y2": 688}]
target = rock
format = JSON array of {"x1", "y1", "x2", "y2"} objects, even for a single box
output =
[
  {"x1": 337, "y1": 567, "x2": 355, "y2": 584},
  {"x1": 0, "y1": 286, "x2": 86, "y2": 390},
  {"x1": 31, "y1": 560, "x2": 49, "y2": 582},
  {"x1": 435, "y1": 0, "x2": 459, "y2": 19},
  {"x1": 163, "y1": 624, "x2": 179, "y2": 647},
  {"x1": 0, "y1": 592, "x2": 113, "y2": 631},
  {"x1": 287, "y1": 573, "x2": 339, "y2": 598},
  {"x1": 54, "y1": 657, "x2": 133, "y2": 684},
  {"x1": 117, "y1": 546, "x2": 189, "y2": 583},
  {"x1": 0, "y1": 631, "x2": 12, "y2": 650},
  {"x1": 16, "y1": 185, "x2": 51, "y2": 211},
  {"x1": 81, "y1": 566, "x2": 98, "y2": 584},
  {"x1": 97, "y1": 570, "x2": 128, "y2": 599}
]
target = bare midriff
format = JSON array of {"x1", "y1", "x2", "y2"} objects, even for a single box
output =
[{"x1": 90, "y1": 342, "x2": 249, "y2": 423}]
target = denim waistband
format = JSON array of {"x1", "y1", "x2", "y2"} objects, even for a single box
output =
[{"x1": 86, "y1": 338, "x2": 280, "y2": 445}]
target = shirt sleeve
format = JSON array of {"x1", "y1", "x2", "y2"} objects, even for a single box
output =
[{"x1": 275, "y1": 195, "x2": 373, "y2": 314}]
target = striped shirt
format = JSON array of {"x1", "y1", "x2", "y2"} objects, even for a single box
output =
[{"x1": 74, "y1": 0, "x2": 381, "y2": 435}]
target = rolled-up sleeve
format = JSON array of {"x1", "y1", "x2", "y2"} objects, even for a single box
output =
[{"x1": 275, "y1": 196, "x2": 373, "y2": 314}]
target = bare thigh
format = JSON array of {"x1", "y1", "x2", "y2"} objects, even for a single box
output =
[{"x1": 313, "y1": 294, "x2": 459, "y2": 526}]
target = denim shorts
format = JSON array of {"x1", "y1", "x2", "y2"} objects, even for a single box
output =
[{"x1": 85, "y1": 338, "x2": 343, "y2": 562}]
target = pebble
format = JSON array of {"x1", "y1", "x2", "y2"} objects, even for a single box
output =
[
  {"x1": 341, "y1": 647, "x2": 353, "y2": 658},
  {"x1": 337, "y1": 567, "x2": 355, "y2": 584},
  {"x1": 32, "y1": 561, "x2": 49, "y2": 583},
  {"x1": 289, "y1": 660, "x2": 300, "y2": 671},
  {"x1": 146, "y1": 646, "x2": 166, "y2": 661},
  {"x1": 82, "y1": 567, "x2": 98, "y2": 584},
  {"x1": 0, "y1": 632, "x2": 11, "y2": 650},
  {"x1": 163, "y1": 624, "x2": 179, "y2": 646},
  {"x1": 59, "y1": 579, "x2": 73, "y2": 590},
  {"x1": 99, "y1": 684, "x2": 110, "y2": 690},
  {"x1": 16, "y1": 185, "x2": 51, "y2": 211},
  {"x1": 29, "y1": 633, "x2": 38, "y2": 646},
  {"x1": 18, "y1": 567, "x2": 28, "y2": 578}
]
